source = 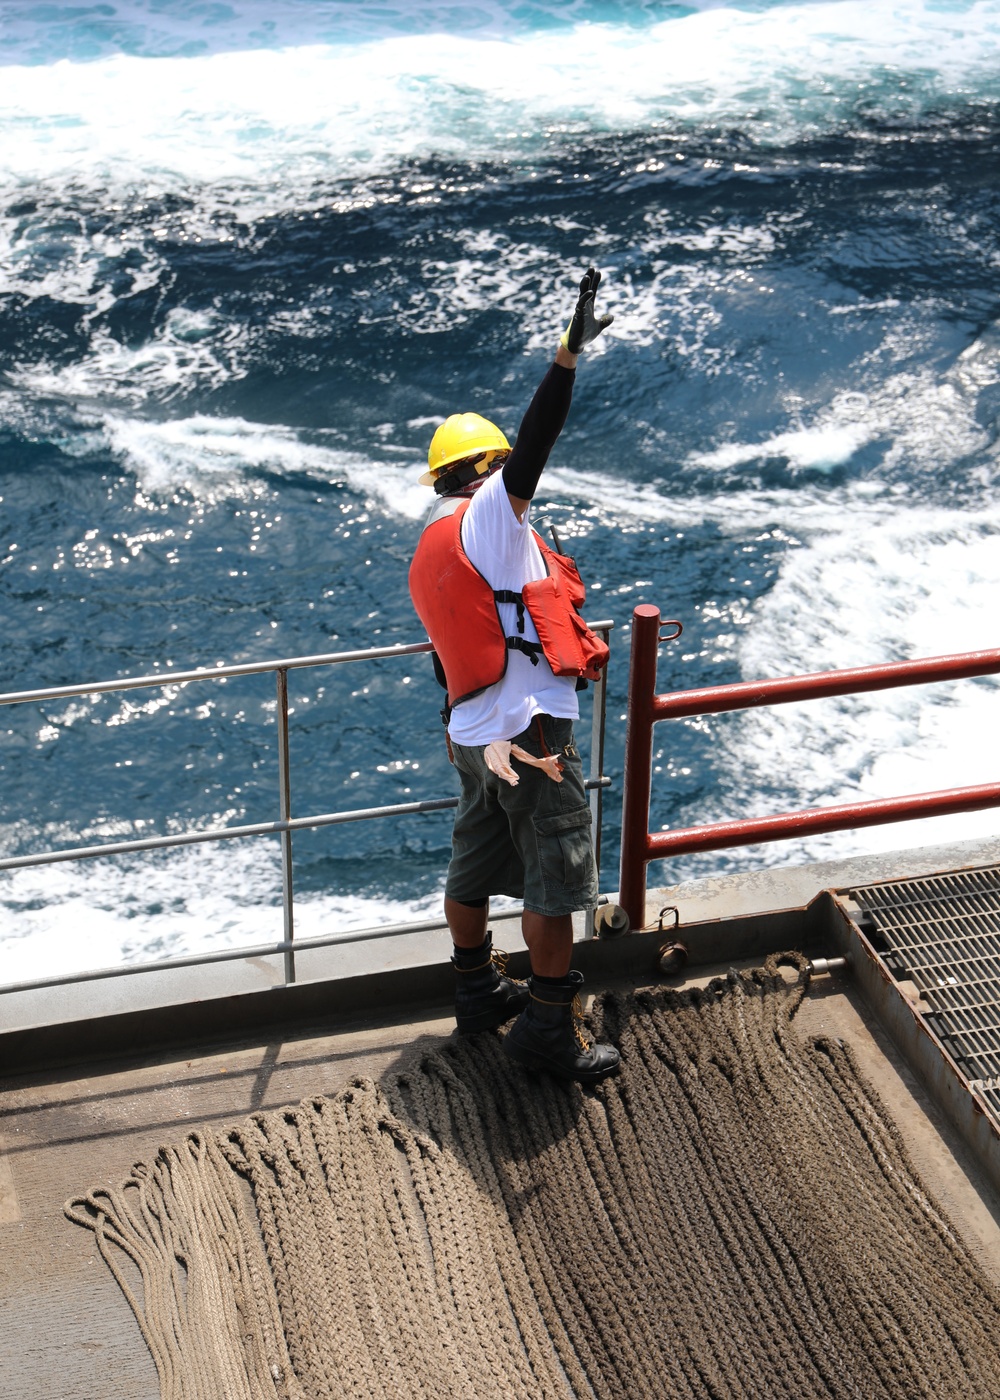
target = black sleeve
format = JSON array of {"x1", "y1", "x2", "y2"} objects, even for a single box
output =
[{"x1": 501, "y1": 361, "x2": 575, "y2": 501}]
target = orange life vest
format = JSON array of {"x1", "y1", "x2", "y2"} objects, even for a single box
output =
[{"x1": 408, "y1": 496, "x2": 609, "y2": 708}]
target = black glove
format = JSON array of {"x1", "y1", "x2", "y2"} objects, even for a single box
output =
[{"x1": 560, "y1": 266, "x2": 614, "y2": 354}]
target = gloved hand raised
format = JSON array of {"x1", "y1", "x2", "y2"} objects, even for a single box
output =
[{"x1": 560, "y1": 266, "x2": 614, "y2": 355}]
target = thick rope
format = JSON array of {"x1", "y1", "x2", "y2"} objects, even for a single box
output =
[
  {"x1": 65, "y1": 1131, "x2": 302, "y2": 1399},
  {"x1": 67, "y1": 956, "x2": 1000, "y2": 1399}
]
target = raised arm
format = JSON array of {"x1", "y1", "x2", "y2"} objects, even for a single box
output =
[{"x1": 502, "y1": 267, "x2": 614, "y2": 520}]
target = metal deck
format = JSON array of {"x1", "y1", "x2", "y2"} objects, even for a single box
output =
[
  {"x1": 5, "y1": 963, "x2": 1000, "y2": 1400},
  {"x1": 5, "y1": 836, "x2": 1000, "y2": 1399}
]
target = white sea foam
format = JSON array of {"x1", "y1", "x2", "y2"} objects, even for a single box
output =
[
  {"x1": 0, "y1": 839, "x2": 446, "y2": 982},
  {"x1": 688, "y1": 359, "x2": 995, "y2": 481},
  {"x1": 692, "y1": 423, "x2": 870, "y2": 474},
  {"x1": 8, "y1": 313, "x2": 244, "y2": 412},
  {"x1": 693, "y1": 509, "x2": 1000, "y2": 868},
  {"x1": 58, "y1": 406, "x2": 942, "y2": 527},
  {"x1": 103, "y1": 414, "x2": 337, "y2": 492},
  {"x1": 91, "y1": 411, "x2": 436, "y2": 516},
  {"x1": 67, "y1": 297, "x2": 997, "y2": 523},
  {"x1": 0, "y1": 2, "x2": 998, "y2": 194}
]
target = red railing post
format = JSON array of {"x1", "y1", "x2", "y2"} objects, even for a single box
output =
[{"x1": 619, "y1": 605, "x2": 662, "y2": 930}]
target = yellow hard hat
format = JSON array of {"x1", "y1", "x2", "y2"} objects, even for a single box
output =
[{"x1": 419, "y1": 412, "x2": 510, "y2": 487}]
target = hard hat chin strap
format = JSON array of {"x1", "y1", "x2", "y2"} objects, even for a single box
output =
[{"x1": 433, "y1": 454, "x2": 505, "y2": 496}]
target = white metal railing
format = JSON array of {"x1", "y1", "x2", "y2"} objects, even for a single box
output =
[{"x1": 0, "y1": 624, "x2": 614, "y2": 993}]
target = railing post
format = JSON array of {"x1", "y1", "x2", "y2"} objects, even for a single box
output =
[
  {"x1": 619, "y1": 605, "x2": 662, "y2": 931},
  {"x1": 583, "y1": 625, "x2": 611, "y2": 940},
  {"x1": 276, "y1": 667, "x2": 296, "y2": 984}
]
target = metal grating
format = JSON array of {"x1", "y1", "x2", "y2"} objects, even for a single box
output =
[{"x1": 848, "y1": 866, "x2": 1000, "y2": 1124}]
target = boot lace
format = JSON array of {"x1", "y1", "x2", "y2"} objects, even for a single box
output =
[
  {"x1": 571, "y1": 993, "x2": 591, "y2": 1053},
  {"x1": 493, "y1": 948, "x2": 526, "y2": 987}
]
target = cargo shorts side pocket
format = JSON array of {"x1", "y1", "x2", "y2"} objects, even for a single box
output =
[{"x1": 533, "y1": 805, "x2": 596, "y2": 898}]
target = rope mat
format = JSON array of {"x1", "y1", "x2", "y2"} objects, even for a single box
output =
[{"x1": 66, "y1": 954, "x2": 1000, "y2": 1399}]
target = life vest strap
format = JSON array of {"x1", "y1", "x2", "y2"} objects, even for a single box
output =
[
  {"x1": 493, "y1": 589, "x2": 526, "y2": 634},
  {"x1": 506, "y1": 636, "x2": 544, "y2": 666}
]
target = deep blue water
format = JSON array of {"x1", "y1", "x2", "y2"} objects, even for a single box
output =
[{"x1": 3, "y1": 0, "x2": 1000, "y2": 975}]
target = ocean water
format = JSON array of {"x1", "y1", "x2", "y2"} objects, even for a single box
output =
[{"x1": 3, "y1": 0, "x2": 1000, "y2": 980}]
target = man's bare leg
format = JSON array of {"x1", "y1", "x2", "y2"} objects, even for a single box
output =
[
  {"x1": 521, "y1": 910, "x2": 573, "y2": 978},
  {"x1": 445, "y1": 895, "x2": 489, "y2": 950}
]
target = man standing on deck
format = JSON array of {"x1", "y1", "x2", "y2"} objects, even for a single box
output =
[{"x1": 408, "y1": 267, "x2": 620, "y2": 1084}]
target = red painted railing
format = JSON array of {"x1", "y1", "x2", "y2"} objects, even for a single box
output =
[{"x1": 619, "y1": 603, "x2": 1000, "y2": 931}]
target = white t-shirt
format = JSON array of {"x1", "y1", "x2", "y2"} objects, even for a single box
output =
[{"x1": 447, "y1": 468, "x2": 579, "y2": 745}]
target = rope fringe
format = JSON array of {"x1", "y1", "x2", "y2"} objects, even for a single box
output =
[{"x1": 67, "y1": 956, "x2": 1000, "y2": 1399}]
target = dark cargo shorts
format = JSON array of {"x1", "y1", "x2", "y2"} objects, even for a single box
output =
[{"x1": 445, "y1": 713, "x2": 598, "y2": 918}]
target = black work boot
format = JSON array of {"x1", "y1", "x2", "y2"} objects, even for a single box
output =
[
  {"x1": 453, "y1": 933, "x2": 530, "y2": 1035},
  {"x1": 503, "y1": 971, "x2": 620, "y2": 1083}
]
